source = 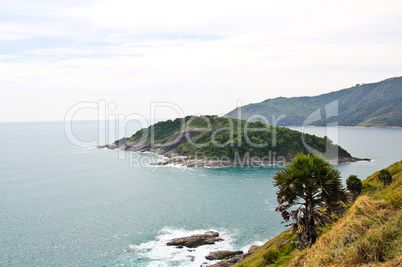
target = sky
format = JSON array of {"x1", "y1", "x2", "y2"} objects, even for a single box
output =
[{"x1": 1, "y1": 0, "x2": 402, "y2": 122}]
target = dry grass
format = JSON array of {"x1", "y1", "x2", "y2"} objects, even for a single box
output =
[
  {"x1": 235, "y1": 160, "x2": 402, "y2": 267},
  {"x1": 234, "y1": 230, "x2": 296, "y2": 267},
  {"x1": 286, "y1": 160, "x2": 402, "y2": 267},
  {"x1": 363, "y1": 160, "x2": 402, "y2": 208},
  {"x1": 288, "y1": 161, "x2": 402, "y2": 266},
  {"x1": 236, "y1": 161, "x2": 402, "y2": 267},
  {"x1": 286, "y1": 196, "x2": 401, "y2": 266}
]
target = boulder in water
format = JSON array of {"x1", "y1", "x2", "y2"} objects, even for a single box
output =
[
  {"x1": 205, "y1": 250, "x2": 243, "y2": 260},
  {"x1": 166, "y1": 231, "x2": 222, "y2": 248}
]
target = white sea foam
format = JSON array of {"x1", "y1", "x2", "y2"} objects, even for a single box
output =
[
  {"x1": 264, "y1": 199, "x2": 277, "y2": 211},
  {"x1": 240, "y1": 241, "x2": 265, "y2": 253},
  {"x1": 146, "y1": 164, "x2": 188, "y2": 171},
  {"x1": 127, "y1": 227, "x2": 238, "y2": 267}
]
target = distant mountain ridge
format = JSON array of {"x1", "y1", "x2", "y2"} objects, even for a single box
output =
[{"x1": 226, "y1": 77, "x2": 402, "y2": 127}]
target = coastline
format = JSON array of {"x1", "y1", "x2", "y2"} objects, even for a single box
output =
[
  {"x1": 337, "y1": 125, "x2": 402, "y2": 129},
  {"x1": 285, "y1": 125, "x2": 402, "y2": 129},
  {"x1": 313, "y1": 125, "x2": 400, "y2": 129},
  {"x1": 97, "y1": 143, "x2": 371, "y2": 168}
]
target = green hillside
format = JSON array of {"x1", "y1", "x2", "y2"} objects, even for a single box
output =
[
  {"x1": 234, "y1": 160, "x2": 402, "y2": 266},
  {"x1": 116, "y1": 115, "x2": 352, "y2": 161},
  {"x1": 226, "y1": 77, "x2": 402, "y2": 127}
]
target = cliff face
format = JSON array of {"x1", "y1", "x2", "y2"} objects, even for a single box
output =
[{"x1": 226, "y1": 77, "x2": 402, "y2": 127}]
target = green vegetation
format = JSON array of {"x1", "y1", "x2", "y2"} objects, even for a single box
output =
[
  {"x1": 234, "y1": 160, "x2": 402, "y2": 266},
  {"x1": 287, "y1": 196, "x2": 402, "y2": 266},
  {"x1": 226, "y1": 76, "x2": 402, "y2": 127},
  {"x1": 346, "y1": 175, "x2": 362, "y2": 201},
  {"x1": 273, "y1": 154, "x2": 347, "y2": 248},
  {"x1": 378, "y1": 169, "x2": 393, "y2": 186},
  {"x1": 234, "y1": 231, "x2": 297, "y2": 267},
  {"x1": 123, "y1": 116, "x2": 351, "y2": 160},
  {"x1": 362, "y1": 161, "x2": 402, "y2": 208},
  {"x1": 262, "y1": 249, "x2": 280, "y2": 265}
]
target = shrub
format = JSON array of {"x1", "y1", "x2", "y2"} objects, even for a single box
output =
[
  {"x1": 347, "y1": 175, "x2": 362, "y2": 193},
  {"x1": 377, "y1": 169, "x2": 392, "y2": 186},
  {"x1": 277, "y1": 242, "x2": 296, "y2": 255},
  {"x1": 347, "y1": 175, "x2": 363, "y2": 201},
  {"x1": 263, "y1": 249, "x2": 280, "y2": 264}
]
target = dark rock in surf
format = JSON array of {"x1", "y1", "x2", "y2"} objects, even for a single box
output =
[
  {"x1": 207, "y1": 254, "x2": 243, "y2": 267},
  {"x1": 166, "y1": 231, "x2": 222, "y2": 248},
  {"x1": 205, "y1": 250, "x2": 243, "y2": 260}
]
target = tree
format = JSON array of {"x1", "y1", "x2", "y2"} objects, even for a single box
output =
[
  {"x1": 273, "y1": 153, "x2": 347, "y2": 248},
  {"x1": 346, "y1": 175, "x2": 362, "y2": 201},
  {"x1": 377, "y1": 169, "x2": 392, "y2": 186}
]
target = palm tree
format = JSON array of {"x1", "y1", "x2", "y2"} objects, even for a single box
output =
[{"x1": 274, "y1": 153, "x2": 347, "y2": 248}]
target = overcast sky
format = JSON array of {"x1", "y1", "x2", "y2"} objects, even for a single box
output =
[{"x1": 1, "y1": 0, "x2": 402, "y2": 122}]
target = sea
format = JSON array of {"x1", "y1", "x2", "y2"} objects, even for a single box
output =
[{"x1": 0, "y1": 120, "x2": 401, "y2": 266}]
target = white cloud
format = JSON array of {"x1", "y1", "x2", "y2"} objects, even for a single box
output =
[{"x1": 0, "y1": 0, "x2": 402, "y2": 121}]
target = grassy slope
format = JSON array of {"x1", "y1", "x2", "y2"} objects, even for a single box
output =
[
  {"x1": 361, "y1": 160, "x2": 402, "y2": 207},
  {"x1": 234, "y1": 230, "x2": 296, "y2": 267},
  {"x1": 226, "y1": 77, "x2": 402, "y2": 127},
  {"x1": 236, "y1": 160, "x2": 402, "y2": 267}
]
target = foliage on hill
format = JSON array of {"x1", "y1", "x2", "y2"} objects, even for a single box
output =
[
  {"x1": 226, "y1": 76, "x2": 402, "y2": 127},
  {"x1": 234, "y1": 160, "x2": 402, "y2": 266},
  {"x1": 124, "y1": 115, "x2": 351, "y2": 160},
  {"x1": 287, "y1": 196, "x2": 401, "y2": 266},
  {"x1": 234, "y1": 230, "x2": 297, "y2": 267},
  {"x1": 362, "y1": 160, "x2": 402, "y2": 208},
  {"x1": 274, "y1": 154, "x2": 347, "y2": 248}
]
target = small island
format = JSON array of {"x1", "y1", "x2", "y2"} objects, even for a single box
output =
[{"x1": 99, "y1": 116, "x2": 369, "y2": 167}]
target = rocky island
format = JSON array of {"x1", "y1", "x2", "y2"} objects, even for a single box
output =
[{"x1": 99, "y1": 116, "x2": 369, "y2": 167}]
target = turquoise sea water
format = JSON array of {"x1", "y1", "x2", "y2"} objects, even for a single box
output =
[{"x1": 0, "y1": 121, "x2": 401, "y2": 266}]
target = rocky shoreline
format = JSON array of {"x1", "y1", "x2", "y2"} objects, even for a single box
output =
[
  {"x1": 165, "y1": 231, "x2": 257, "y2": 266},
  {"x1": 98, "y1": 141, "x2": 370, "y2": 168},
  {"x1": 149, "y1": 154, "x2": 370, "y2": 167}
]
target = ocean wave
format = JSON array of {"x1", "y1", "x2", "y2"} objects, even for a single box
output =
[
  {"x1": 145, "y1": 164, "x2": 188, "y2": 171},
  {"x1": 123, "y1": 227, "x2": 238, "y2": 267}
]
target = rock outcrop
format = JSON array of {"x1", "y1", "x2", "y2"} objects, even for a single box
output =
[
  {"x1": 98, "y1": 116, "x2": 371, "y2": 167},
  {"x1": 247, "y1": 245, "x2": 260, "y2": 253},
  {"x1": 208, "y1": 255, "x2": 243, "y2": 267},
  {"x1": 205, "y1": 250, "x2": 243, "y2": 260},
  {"x1": 166, "y1": 231, "x2": 223, "y2": 248},
  {"x1": 165, "y1": 231, "x2": 257, "y2": 266}
]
